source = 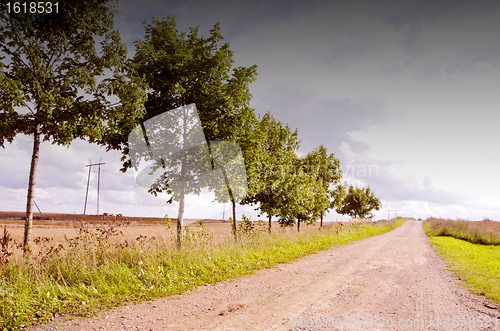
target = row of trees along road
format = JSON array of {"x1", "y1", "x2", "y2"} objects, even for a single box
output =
[{"x1": 0, "y1": 1, "x2": 381, "y2": 252}]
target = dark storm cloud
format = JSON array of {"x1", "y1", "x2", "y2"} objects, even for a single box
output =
[
  {"x1": 398, "y1": 22, "x2": 423, "y2": 53},
  {"x1": 445, "y1": 43, "x2": 500, "y2": 74},
  {"x1": 252, "y1": 85, "x2": 391, "y2": 156},
  {"x1": 372, "y1": 0, "x2": 500, "y2": 28},
  {"x1": 373, "y1": 0, "x2": 500, "y2": 82},
  {"x1": 116, "y1": 0, "x2": 334, "y2": 47},
  {"x1": 413, "y1": 40, "x2": 500, "y2": 84},
  {"x1": 116, "y1": 0, "x2": 500, "y2": 84}
]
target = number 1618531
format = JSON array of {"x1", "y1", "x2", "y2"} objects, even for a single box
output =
[{"x1": 6, "y1": 2, "x2": 59, "y2": 14}]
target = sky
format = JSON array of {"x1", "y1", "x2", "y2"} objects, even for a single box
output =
[{"x1": 1, "y1": 0, "x2": 500, "y2": 222}]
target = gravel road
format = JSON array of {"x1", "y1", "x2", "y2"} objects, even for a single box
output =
[{"x1": 31, "y1": 220, "x2": 500, "y2": 330}]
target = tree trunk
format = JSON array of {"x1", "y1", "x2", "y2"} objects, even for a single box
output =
[
  {"x1": 232, "y1": 198, "x2": 237, "y2": 242},
  {"x1": 24, "y1": 124, "x2": 41, "y2": 256},
  {"x1": 176, "y1": 106, "x2": 189, "y2": 249},
  {"x1": 268, "y1": 214, "x2": 272, "y2": 233},
  {"x1": 297, "y1": 217, "x2": 301, "y2": 232},
  {"x1": 176, "y1": 184, "x2": 185, "y2": 249},
  {"x1": 320, "y1": 210, "x2": 323, "y2": 228}
]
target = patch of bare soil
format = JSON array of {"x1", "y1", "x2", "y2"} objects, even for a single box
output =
[{"x1": 29, "y1": 221, "x2": 500, "y2": 330}]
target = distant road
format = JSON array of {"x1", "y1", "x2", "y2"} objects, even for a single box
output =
[{"x1": 31, "y1": 221, "x2": 500, "y2": 330}]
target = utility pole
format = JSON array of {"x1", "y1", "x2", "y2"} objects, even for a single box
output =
[
  {"x1": 84, "y1": 159, "x2": 91, "y2": 215},
  {"x1": 387, "y1": 209, "x2": 400, "y2": 219},
  {"x1": 83, "y1": 159, "x2": 105, "y2": 215},
  {"x1": 97, "y1": 158, "x2": 102, "y2": 215},
  {"x1": 33, "y1": 200, "x2": 45, "y2": 220}
]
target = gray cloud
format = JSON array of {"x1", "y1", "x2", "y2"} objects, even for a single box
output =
[
  {"x1": 340, "y1": 155, "x2": 471, "y2": 206},
  {"x1": 117, "y1": 0, "x2": 331, "y2": 48},
  {"x1": 375, "y1": 173, "x2": 469, "y2": 205},
  {"x1": 372, "y1": 0, "x2": 499, "y2": 28},
  {"x1": 253, "y1": 86, "x2": 393, "y2": 157}
]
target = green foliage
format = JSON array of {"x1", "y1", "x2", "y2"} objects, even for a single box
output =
[
  {"x1": 336, "y1": 184, "x2": 381, "y2": 220},
  {"x1": 118, "y1": 16, "x2": 258, "y2": 175},
  {"x1": 0, "y1": 0, "x2": 146, "y2": 147},
  {"x1": 234, "y1": 214, "x2": 266, "y2": 238},
  {"x1": 240, "y1": 113, "x2": 300, "y2": 231},
  {"x1": 275, "y1": 155, "x2": 322, "y2": 229},
  {"x1": 244, "y1": 142, "x2": 344, "y2": 231},
  {"x1": 238, "y1": 214, "x2": 254, "y2": 234},
  {"x1": 276, "y1": 148, "x2": 344, "y2": 229},
  {"x1": 181, "y1": 223, "x2": 213, "y2": 248},
  {"x1": 0, "y1": 0, "x2": 147, "y2": 253},
  {"x1": 303, "y1": 145, "x2": 344, "y2": 224},
  {"x1": 111, "y1": 16, "x2": 258, "y2": 245}
]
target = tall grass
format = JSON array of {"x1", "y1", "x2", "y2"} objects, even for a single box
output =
[
  {"x1": 424, "y1": 218, "x2": 500, "y2": 245},
  {"x1": 0, "y1": 219, "x2": 405, "y2": 330}
]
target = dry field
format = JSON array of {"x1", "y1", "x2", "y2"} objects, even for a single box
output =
[
  {"x1": 0, "y1": 211, "x2": 328, "y2": 249},
  {"x1": 424, "y1": 217, "x2": 500, "y2": 245}
]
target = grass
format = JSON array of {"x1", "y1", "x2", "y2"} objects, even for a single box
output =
[
  {"x1": 428, "y1": 236, "x2": 500, "y2": 302},
  {"x1": 0, "y1": 218, "x2": 405, "y2": 330},
  {"x1": 424, "y1": 217, "x2": 500, "y2": 303}
]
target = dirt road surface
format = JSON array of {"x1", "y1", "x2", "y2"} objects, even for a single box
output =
[{"x1": 31, "y1": 221, "x2": 500, "y2": 330}]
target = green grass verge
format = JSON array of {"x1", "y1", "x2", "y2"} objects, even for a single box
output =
[
  {"x1": 0, "y1": 219, "x2": 405, "y2": 330},
  {"x1": 428, "y1": 236, "x2": 500, "y2": 302}
]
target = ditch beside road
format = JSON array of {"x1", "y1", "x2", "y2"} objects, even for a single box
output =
[{"x1": 31, "y1": 221, "x2": 500, "y2": 330}]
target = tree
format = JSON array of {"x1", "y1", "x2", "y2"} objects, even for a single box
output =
[
  {"x1": 0, "y1": 0, "x2": 147, "y2": 255},
  {"x1": 303, "y1": 145, "x2": 344, "y2": 228},
  {"x1": 210, "y1": 108, "x2": 258, "y2": 242},
  {"x1": 115, "y1": 17, "x2": 258, "y2": 246},
  {"x1": 336, "y1": 184, "x2": 382, "y2": 220},
  {"x1": 277, "y1": 154, "x2": 324, "y2": 232},
  {"x1": 240, "y1": 113, "x2": 300, "y2": 233}
]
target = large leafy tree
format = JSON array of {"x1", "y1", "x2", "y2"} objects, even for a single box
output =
[
  {"x1": 241, "y1": 113, "x2": 300, "y2": 232},
  {"x1": 304, "y1": 145, "x2": 344, "y2": 227},
  {"x1": 336, "y1": 184, "x2": 382, "y2": 220},
  {"x1": 211, "y1": 108, "x2": 259, "y2": 242},
  {"x1": 0, "y1": 0, "x2": 147, "y2": 254},
  {"x1": 115, "y1": 17, "x2": 258, "y2": 246},
  {"x1": 277, "y1": 154, "x2": 325, "y2": 231}
]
